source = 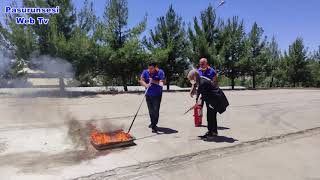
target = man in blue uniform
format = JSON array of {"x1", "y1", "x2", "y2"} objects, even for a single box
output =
[
  {"x1": 140, "y1": 63, "x2": 165, "y2": 133},
  {"x1": 198, "y1": 58, "x2": 218, "y2": 86},
  {"x1": 190, "y1": 58, "x2": 219, "y2": 137}
]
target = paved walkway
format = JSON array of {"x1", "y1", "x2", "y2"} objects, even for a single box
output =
[{"x1": 0, "y1": 89, "x2": 319, "y2": 179}]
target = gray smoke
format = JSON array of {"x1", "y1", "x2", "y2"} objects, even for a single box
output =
[
  {"x1": 66, "y1": 118, "x2": 93, "y2": 150},
  {"x1": 91, "y1": 120, "x2": 124, "y2": 133},
  {"x1": 0, "y1": 49, "x2": 30, "y2": 88},
  {"x1": 30, "y1": 55, "x2": 74, "y2": 77},
  {"x1": 1, "y1": 53, "x2": 75, "y2": 88},
  {"x1": 186, "y1": 58, "x2": 195, "y2": 70},
  {"x1": 1, "y1": 52, "x2": 123, "y2": 150},
  {"x1": 0, "y1": 49, "x2": 15, "y2": 77}
]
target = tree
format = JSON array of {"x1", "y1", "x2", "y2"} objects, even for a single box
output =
[
  {"x1": 188, "y1": 4, "x2": 220, "y2": 67},
  {"x1": 241, "y1": 22, "x2": 267, "y2": 89},
  {"x1": 78, "y1": 0, "x2": 97, "y2": 33},
  {"x1": 101, "y1": 0, "x2": 147, "y2": 91},
  {"x1": 0, "y1": 1, "x2": 36, "y2": 86},
  {"x1": 306, "y1": 59, "x2": 320, "y2": 87},
  {"x1": 0, "y1": 22, "x2": 12, "y2": 52},
  {"x1": 1, "y1": 1, "x2": 37, "y2": 61},
  {"x1": 103, "y1": 0, "x2": 128, "y2": 50},
  {"x1": 312, "y1": 46, "x2": 320, "y2": 62},
  {"x1": 220, "y1": 16, "x2": 246, "y2": 89},
  {"x1": 23, "y1": 0, "x2": 51, "y2": 55},
  {"x1": 63, "y1": 0, "x2": 99, "y2": 86},
  {"x1": 23, "y1": 0, "x2": 76, "y2": 56},
  {"x1": 284, "y1": 38, "x2": 309, "y2": 87},
  {"x1": 145, "y1": 5, "x2": 189, "y2": 90},
  {"x1": 265, "y1": 36, "x2": 281, "y2": 87},
  {"x1": 47, "y1": 0, "x2": 76, "y2": 40},
  {"x1": 305, "y1": 46, "x2": 320, "y2": 87},
  {"x1": 66, "y1": 28, "x2": 95, "y2": 86}
]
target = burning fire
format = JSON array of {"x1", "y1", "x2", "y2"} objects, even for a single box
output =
[{"x1": 91, "y1": 129, "x2": 133, "y2": 145}]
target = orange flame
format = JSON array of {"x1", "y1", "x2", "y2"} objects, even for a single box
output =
[{"x1": 91, "y1": 129, "x2": 132, "y2": 145}]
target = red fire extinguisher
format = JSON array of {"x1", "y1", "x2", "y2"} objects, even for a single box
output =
[{"x1": 194, "y1": 103, "x2": 203, "y2": 127}]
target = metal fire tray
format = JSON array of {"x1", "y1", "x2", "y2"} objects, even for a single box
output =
[{"x1": 91, "y1": 136, "x2": 136, "y2": 150}]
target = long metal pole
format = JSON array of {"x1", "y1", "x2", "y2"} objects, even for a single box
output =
[{"x1": 127, "y1": 87, "x2": 149, "y2": 133}]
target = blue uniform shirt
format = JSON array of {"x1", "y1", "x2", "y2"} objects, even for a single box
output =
[
  {"x1": 198, "y1": 67, "x2": 216, "y2": 80},
  {"x1": 141, "y1": 69, "x2": 165, "y2": 96}
]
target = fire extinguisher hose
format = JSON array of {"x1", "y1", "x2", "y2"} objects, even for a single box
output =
[
  {"x1": 184, "y1": 105, "x2": 194, "y2": 115},
  {"x1": 184, "y1": 95, "x2": 203, "y2": 115}
]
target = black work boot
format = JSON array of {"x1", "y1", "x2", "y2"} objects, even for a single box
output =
[
  {"x1": 205, "y1": 131, "x2": 213, "y2": 137},
  {"x1": 199, "y1": 131, "x2": 210, "y2": 139},
  {"x1": 152, "y1": 128, "x2": 158, "y2": 133},
  {"x1": 151, "y1": 125, "x2": 158, "y2": 133},
  {"x1": 204, "y1": 131, "x2": 218, "y2": 138}
]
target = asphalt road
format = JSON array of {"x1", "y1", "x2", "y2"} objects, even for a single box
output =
[{"x1": 0, "y1": 89, "x2": 319, "y2": 180}]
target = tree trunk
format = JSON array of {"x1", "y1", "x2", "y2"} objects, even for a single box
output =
[
  {"x1": 123, "y1": 84, "x2": 128, "y2": 92},
  {"x1": 121, "y1": 76, "x2": 128, "y2": 91},
  {"x1": 166, "y1": 80, "x2": 170, "y2": 90},
  {"x1": 269, "y1": 76, "x2": 274, "y2": 88},
  {"x1": 252, "y1": 73, "x2": 256, "y2": 89},
  {"x1": 59, "y1": 75, "x2": 65, "y2": 96},
  {"x1": 230, "y1": 69, "x2": 235, "y2": 90},
  {"x1": 231, "y1": 78, "x2": 235, "y2": 90}
]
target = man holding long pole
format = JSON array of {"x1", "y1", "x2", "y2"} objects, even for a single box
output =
[{"x1": 140, "y1": 62, "x2": 165, "y2": 133}]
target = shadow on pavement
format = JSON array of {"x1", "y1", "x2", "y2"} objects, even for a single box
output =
[
  {"x1": 218, "y1": 126, "x2": 230, "y2": 130},
  {"x1": 157, "y1": 127, "x2": 179, "y2": 134},
  {"x1": 198, "y1": 125, "x2": 230, "y2": 130},
  {"x1": 203, "y1": 135, "x2": 238, "y2": 143},
  {"x1": 17, "y1": 90, "x2": 99, "y2": 98}
]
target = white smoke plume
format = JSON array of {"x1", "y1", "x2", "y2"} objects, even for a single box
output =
[
  {"x1": 91, "y1": 120, "x2": 124, "y2": 133},
  {"x1": 1, "y1": 53, "x2": 123, "y2": 150},
  {"x1": 30, "y1": 55, "x2": 74, "y2": 77},
  {"x1": 0, "y1": 49, "x2": 15, "y2": 77},
  {"x1": 1, "y1": 52, "x2": 75, "y2": 88}
]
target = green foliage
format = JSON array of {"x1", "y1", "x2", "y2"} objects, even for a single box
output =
[
  {"x1": 306, "y1": 60, "x2": 320, "y2": 87},
  {"x1": 23, "y1": 0, "x2": 51, "y2": 55},
  {"x1": 0, "y1": 1, "x2": 36, "y2": 83},
  {"x1": 283, "y1": 38, "x2": 310, "y2": 87},
  {"x1": 240, "y1": 22, "x2": 267, "y2": 88},
  {"x1": 188, "y1": 4, "x2": 220, "y2": 67},
  {"x1": 98, "y1": 0, "x2": 147, "y2": 90},
  {"x1": 23, "y1": 0, "x2": 76, "y2": 56},
  {"x1": 264, "y1": 37, "x2": 281, "y2": 87},
  {"x1": 1, "y1": 2, "x2": 320, "y2": 89},
  {"x1": 304, "y1": 46, "x2": 320, "y2": 87},
  {"x1": 145, "y1": 4, "x2": 189, "y2": 90},
  {"x1": 67, "y1": 28, "x2": 95, "y2": 86},
  {"x1": 313, "y1": 46, "x2": 320, "y2": 61},
  {"x1": 78, "y1": 0, "x2": 97, "y2": 33},
  {"x1": 219, "y1": 16, "x2": 246, "y2": 89},
  {"x1": 1, "y1": 1, "x2": 38, "y2": 61},
  {"x1": 8, "y1": 23, "x2": 37, "y2": 61},
  {"x1": 47, "y1": 0, "x2": 76, "y2": 40}
]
